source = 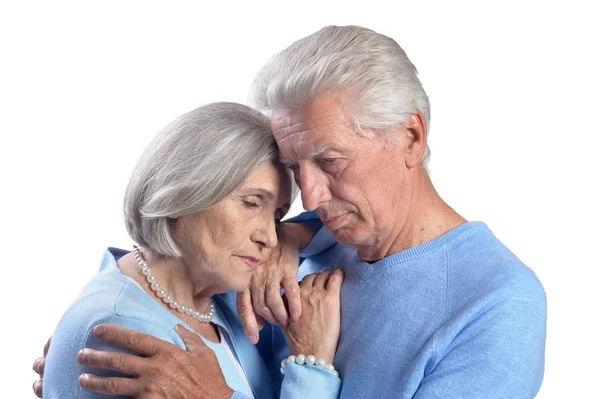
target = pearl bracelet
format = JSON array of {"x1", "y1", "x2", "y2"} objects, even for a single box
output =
[{"x1": 280, "y1": 354, "x2": 339, "y2": 377}]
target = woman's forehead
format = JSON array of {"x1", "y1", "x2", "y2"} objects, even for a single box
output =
[{"x1": 238, "y1": 163, "x2": 291, "y2": 204}]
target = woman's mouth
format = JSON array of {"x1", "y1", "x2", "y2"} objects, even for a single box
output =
[{"x1": 238, "y1": 256, "x2": 259, "y2": 270}]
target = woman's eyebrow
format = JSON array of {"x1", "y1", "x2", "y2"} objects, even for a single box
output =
[{"x1": 241, "y1": 187, "x2": 275, "y2": 200}]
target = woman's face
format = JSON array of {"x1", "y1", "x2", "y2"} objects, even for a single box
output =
[{"x1": 174, "y1": 162, "x2": 291, "y2": 293}]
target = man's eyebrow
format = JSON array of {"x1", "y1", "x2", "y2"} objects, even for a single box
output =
[
  {"x1": 280, "y1": 145, "x2": 334, "y2": 166},
  {"x1": 308, "y1": 145, "x2": 332, "y2": 157}
]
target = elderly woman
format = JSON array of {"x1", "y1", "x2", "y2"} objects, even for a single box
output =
[{"x1": 41, "y1": 102, "x2": 342, "y2": 398}]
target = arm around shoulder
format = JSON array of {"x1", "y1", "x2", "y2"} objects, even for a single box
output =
[{"x1": 43, "y1": 313, "x2": 180, "y2": 399}]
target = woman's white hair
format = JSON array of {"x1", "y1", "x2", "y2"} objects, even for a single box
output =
[
  {"x1": 248, "y1": 25, "x2": 432, "y2": 168},
  {"x1": 124, "y1": 102, "x2": 280, "y2": 257}
]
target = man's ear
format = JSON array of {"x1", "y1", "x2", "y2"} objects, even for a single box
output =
[{"x1": 401, "y1": 111, "x2": 427, "y2": 169}]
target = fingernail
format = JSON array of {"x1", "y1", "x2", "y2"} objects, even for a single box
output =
[
  {"x1": 175, "y1": 323, "x2": 184, "y2": 331},
  {"x1": 93, "y1": 325, "x2": 104, "y2": 336},
  {"x1": 76, "y1": 349, "x2": 87, "y2": 363},
  {"x1": 80, "y1": 373, "x2": 91, "y2": 382},
  {"x1": 292, "y1": 310, "x2": 300, "y2": 321},
  {"x1": 280, "y1": 320, "x2": 288, "y2": 328},
  {"x1": 250, "y1": 335, "x2": 258, "y2": 344}
]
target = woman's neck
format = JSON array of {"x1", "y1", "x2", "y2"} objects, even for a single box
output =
[{"x1": 118, "y1": 248, "x2": 214, "y2": 318}]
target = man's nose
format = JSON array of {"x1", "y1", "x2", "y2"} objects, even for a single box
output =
[{"x1": 298, "y1": 166, "x2": 331, "y2": 211}]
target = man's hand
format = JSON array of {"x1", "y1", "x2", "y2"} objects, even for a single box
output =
[
  {"x1": 32, "y1": 335, "x2": 52, "y2": 398},
  {"x1": 238, "y1": 222, "x2": 315, "y2": 343},
  {"x1": 283, "y1": 269, "x2": 344, "y2": 364},
  {"x1": 76, "y1": 324, "x2": 234, "y2": 398}
]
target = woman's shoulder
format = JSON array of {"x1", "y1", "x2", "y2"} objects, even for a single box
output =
[
  {"x1": 56, "y1": 269, "x2": 181, "y2": 343},
  {"x1": 43, "y1": 271, "x2": 183, "y2": 398},
  {"x1": 56, "y1": 266, "x2": 128, "y2": 331}
]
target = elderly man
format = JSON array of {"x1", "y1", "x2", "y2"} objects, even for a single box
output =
[{"x1": 34, "y1": 26, "x2": 546, "y2": 398}]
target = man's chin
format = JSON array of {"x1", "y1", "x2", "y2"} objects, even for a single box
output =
[{"x1": 331, "y1": 228, "x2": 360, "y2": 246}]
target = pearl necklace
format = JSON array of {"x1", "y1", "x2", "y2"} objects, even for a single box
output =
[{"x1": 133, "y1": 246, "x2": 215, "y2": 323}]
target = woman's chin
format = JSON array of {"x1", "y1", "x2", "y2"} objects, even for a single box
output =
[{"x1": 226, "y1": 279, "x2": 253, "y2": 294}]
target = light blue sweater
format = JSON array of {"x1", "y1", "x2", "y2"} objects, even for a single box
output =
[
  {"x1": 45, "y1": 219, "x2": 546, "y2": 398},
  {"x1": 43, "y1": 248, "x2": 341, "y2": 399},
  {"x1": 272, "y1": 219, "x2": 546, "y2": 398}
]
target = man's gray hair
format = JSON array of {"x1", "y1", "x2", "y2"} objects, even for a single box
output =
[
  {"x1": 124, "y1": 102, "x2": 279, "y2": 257},
  {"x1": 249, "y1": 25, "x2": 432, "y2": 167}
]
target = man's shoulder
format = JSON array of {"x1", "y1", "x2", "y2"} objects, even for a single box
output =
[
  {"x1": 445, "y1": 222, "x2": 545, "y2": 307},
  {"x1": 299, "y1": 240, "x2": 358, "y2": 277}
]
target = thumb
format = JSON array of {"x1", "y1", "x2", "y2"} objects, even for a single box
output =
[{"x1": 174, "y1": 324, "x2": 209, "y2": 355}]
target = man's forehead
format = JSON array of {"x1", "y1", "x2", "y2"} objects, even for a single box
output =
[
  {"x1": 279, "y1": 145, "x2": 334, "y2": 166},
  {"x1": 271, "y1": 111, "x2": 308, "y2": 141}
]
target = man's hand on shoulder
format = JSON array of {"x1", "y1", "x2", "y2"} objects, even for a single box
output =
[{"x1": 76, "y1": 324, "x2": 234, "y2": 398}]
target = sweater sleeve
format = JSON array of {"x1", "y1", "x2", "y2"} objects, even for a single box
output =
[
  {"x1": 414, "y1": 274, "x2": 547, "y2": 398},
  {"x1": 261, "y1": 322, "x2": 341, "y2": 398},
  {"x1": 280, "y1": 363, "x2": 342, "y2": 398},
  {"x1": 43, "y1": 314, "x2": 182, "y2": 399}
]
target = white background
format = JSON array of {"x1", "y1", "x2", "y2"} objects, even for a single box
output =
[{"x1": 1, "y1": 1, "x2": 598, "y2": 397}]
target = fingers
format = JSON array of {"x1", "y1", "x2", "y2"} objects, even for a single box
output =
[
  {"x1": 250, "y1": 274, "x2": 279, "y2": 325},
  {"x1": 301, "y1": 273, "x2": 317, "y2": 288},
  {"x1": 313, "y1": 270, "x2": 333, "y2": 289},
  {"x1": 256, "y1": 314, "x2": 266, "y2": 331},
  {"x1": 237, "y1": 288, "x2": 260, "y2": 344},
  {"x1": 32, "y1": 379, "x2": 43, "y2": 398},
  {"x1": 265, "y1": 284, "x2": 289, "y2": 327},
  {"x1": 93, "y1": 324, "x2": 166, "y2": 356},
  {"x1": 76, "y1": 348, "x2": 145, "y2": 376},
  {"x1": 326, "y1": 269, "x2": 344, "y2": 294},
  {"x1": 279, "y1": 232, "x2": 302, "y2": 321},
  {"x1": 33, "y1": 345, "x2": 48, "y2": 398},
  {"x1": 282, "y1": 275, "x2": 301, "y2": 321},
  {"x1": 253, "y1": 303, "x2": 278, "y2": 326},
  {"x1": 174, "y1": 324, "x2": 209, "y2": 355},
  {"x1": 78, "y1": 373, "x2": 142, "y2": 396},
  {"x1": 43, "y1": 335, "x2": 52, "y2": 357},
  {"x1": 32, "y1": 357, "x2": 45, "y2": 376},
  {"x1": 281, "y1": 276, "x2": 302, "y2": 321}
]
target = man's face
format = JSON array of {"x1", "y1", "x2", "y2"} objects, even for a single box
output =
[{"x1": 272, "y1": 92, "x2": 411, "y2": 251}]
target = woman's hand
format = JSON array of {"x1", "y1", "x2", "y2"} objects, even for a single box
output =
[
  {"x1": 32, "y1": 335, "x2": 52, "y2": 398},
  {"x1": 283, "y1": 269, "x2": 344, "y2": 364},
  {"x1": 75, "y1": 324, "x2": 233, "y2": 398},
  {"x1": 237, "y1": 221, "x2": 319, "y2": 342}
]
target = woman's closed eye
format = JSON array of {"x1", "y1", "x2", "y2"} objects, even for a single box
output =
[{"x1": 243, "y1": 200, "x2": 260, "y2": 208}]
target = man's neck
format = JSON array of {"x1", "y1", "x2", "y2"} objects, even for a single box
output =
[{"x1": 357, "y1": 172, "x2": 466, "y2": 262}]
